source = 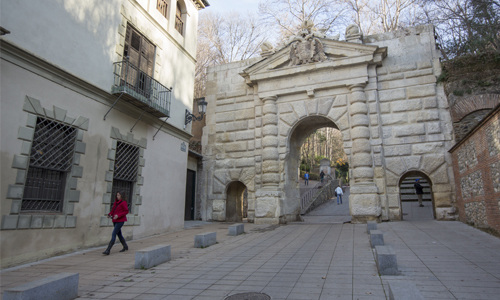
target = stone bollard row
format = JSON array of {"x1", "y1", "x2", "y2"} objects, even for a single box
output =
[
  {"x1": 135, "y1": 245, "x2": 171, "y2": 269},
  {"x1": 370, "y1": 230, "x2": 384, "y2": 248},
  {"x1": 194, "y1": 232, "x2": 217, "y2": 248},
  {"x1": 367, "y1": 224, "x2": 399, "y2": 276},
  {"x1": 388, "y1": 281, "x2": 424, "y2": 300},
  {"x1": 228, "y1": 224, "x2": 244, "y2": 236},
  {"x1": 4, "y1": 273, "x2": 79, "y2": 300},
  {"x1": 375, "y1": 245, "x2": 398, "y2": 275},
  {"x1": 367, "y1": 221, "x2": 377, "y2": 233}
]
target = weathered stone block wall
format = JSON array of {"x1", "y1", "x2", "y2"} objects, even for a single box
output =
[
  {"x1": 450, "y1": 104, "x2": 500, "y2": 234},
  {"x1": 202, "y1": 58, "x2": 261, "y2": 221},
  {"x1": 364, "y1": 25, "x2": 456, "y2": 220}
]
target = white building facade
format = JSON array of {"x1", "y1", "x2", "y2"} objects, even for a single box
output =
[{"x1": 0, "y1": 0, "x2": 208, "y2": 268}]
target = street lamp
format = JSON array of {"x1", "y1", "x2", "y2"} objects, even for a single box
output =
[{"x1": 185, "y1": 98, "x2": 207, "y2": 127}]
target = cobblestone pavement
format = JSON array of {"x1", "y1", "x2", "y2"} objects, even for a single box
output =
[{"x1": 2, "y1": 214, "x2": 500, "y2": 299}]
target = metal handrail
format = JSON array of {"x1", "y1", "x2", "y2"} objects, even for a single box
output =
[
  {"x1": 300, "y1": 175, "x2": 335, "y2": 213},
  {"x1": 112, "y1": 59, "x2": 171, "y2": 116},
  {"x1": 300, "y1": 181, "x2": 321, "y2": 211}
]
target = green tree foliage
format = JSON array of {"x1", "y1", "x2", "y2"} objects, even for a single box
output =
[{"x1": 300, "y1": 128, "x2": 348, "y2": 178}]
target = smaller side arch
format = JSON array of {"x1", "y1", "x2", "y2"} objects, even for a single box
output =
[
  {"x1": 225, "y1": 181, "x2": 247, "y2": 222},
  {"x1": 398, "y1": 171, "x2": 435, "y2": 220},
  {"x1": 451, "y1": 94, "x2": 500, "y2": 122}
]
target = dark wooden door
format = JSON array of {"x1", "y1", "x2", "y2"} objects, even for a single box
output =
[
  {"x1": 185, "y1": 170, "x2": 196, "y2": 220},
  {"x1": 124, "y1": 25, "x2": 154, "y2": 77}
]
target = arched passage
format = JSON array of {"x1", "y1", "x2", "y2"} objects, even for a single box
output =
[
  {"x1": 226, "y1": 181, "x2": 247, "y2": 222},
  {"x1": 398, "y1": 171, "x2": 435, "y2": 220},
  {"x1": 283, "y1": 115, "x2": 345, "y2": 221}
]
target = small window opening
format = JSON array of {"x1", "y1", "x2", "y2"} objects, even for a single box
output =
[
  {"x1": 175, "y1": 3, "x2": 183, "y2": 35},
  {"x1": 157, "y1": 0, "x2": 168, "y2": 19}
]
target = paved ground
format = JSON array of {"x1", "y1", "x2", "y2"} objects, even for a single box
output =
[
  {"x1": 401, "y1": 200, "x2": 434, "y2": 221},
  {"x1": 2, "y1": 198, "x2": 500, "y2": 300}
]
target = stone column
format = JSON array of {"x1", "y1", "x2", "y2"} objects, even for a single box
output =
[
  {"x1": 255, "y1": 96, "x2": 281, "y2": 224},
  {"x1": 348, "y1": 84, "x2": 380, "y2": 223}
]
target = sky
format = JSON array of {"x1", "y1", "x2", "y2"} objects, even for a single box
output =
[{"x1": 201, "y1": 0, "x2": 260, "y2": 14}]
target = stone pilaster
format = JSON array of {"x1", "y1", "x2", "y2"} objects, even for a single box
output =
[
  {"x1": 261, "y1": 96, "x2": 280, "y2": 186},
  {"x1": 255, "y1": 96, "x2": 281, "y2": 224},
  {"x1": 348, "y1": 84, "x2": 380, "y2": 223}
]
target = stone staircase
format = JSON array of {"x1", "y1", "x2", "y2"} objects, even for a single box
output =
[{"x1": 400, "y1": 176, "x2": 432, "y2": 202}]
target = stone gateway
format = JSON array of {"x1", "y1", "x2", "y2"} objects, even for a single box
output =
[{"x1": 200, "y1": 23, "x2": 457, "y2": 224}]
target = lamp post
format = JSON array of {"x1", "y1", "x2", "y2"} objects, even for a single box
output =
[{"x1": 185, "y1": 98, "x2": 207, "y2": 128}]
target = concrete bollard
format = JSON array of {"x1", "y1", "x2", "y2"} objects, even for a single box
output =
[
  {"x1": 135, "y1": 245, "x2": 171, "y2": 269},
  {"x1": 194, "y1": 232, "x2": 217, "y2": 248},
  {"x1": 228, "y1": 224, "x2": 244, "y2": 236},
  {"x1": 367, "y1": 221, "x2": 377, "y2": 233},
  {"x1": 3, "y1": 273, "x2": 79, "y2": 300},
  {"x1": 375, "y1": 245, "x2": 398, "y2": 275},
  {"x1": 388, "y1": 281, "x2": 424, "y2": 300},
  {"x1": 370, "y1": 230, "x2": 384, "y2": 248}
]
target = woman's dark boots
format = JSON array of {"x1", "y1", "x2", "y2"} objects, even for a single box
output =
[
  {"x1": 102, "y1": 241, "x2": 114, "y2": 255},
  {"x1": 118, "y1": 236, "x2": 128, "y2": 252}
]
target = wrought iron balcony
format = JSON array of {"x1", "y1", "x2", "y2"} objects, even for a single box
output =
[{"x1": 111, "y1": 59, "x2": 171, "y2": 118}]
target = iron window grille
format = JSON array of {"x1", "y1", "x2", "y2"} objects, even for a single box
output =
[
  {"x1": 22, "y1": 117, "x2": 77, "y2": 212},
  {"x1": 175, "y1": 3, "x2": 183, "y2": 35},
  {"x1": 111, "y1": 141, "x2": 139, "y2": 208},
  {"x1": 157, "y1": 0, "x2": 168, "y2": 19}
]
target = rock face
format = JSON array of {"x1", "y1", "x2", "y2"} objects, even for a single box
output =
[{"x1": 200, "y1": 24, "x2": 457, "y2": 224}]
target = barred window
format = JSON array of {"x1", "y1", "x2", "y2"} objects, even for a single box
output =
[
  {"x1": 111, "y1": 141, "x2": 139, "y2": 208},
  {"x1": 157, "y1": 0, "x2": 168, "y2": 19},
  {"x1": 22, "y1": 118, "x2": 77, "y2": 212},
  {"x1": 175, "y1": 2, "x2": 183, "y2": 35}
]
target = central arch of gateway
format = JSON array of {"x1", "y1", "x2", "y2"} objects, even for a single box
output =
[{"x1": 199, "y1": 24, "x2": 457, "y2": 224}]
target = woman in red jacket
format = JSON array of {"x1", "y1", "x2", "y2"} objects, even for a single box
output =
[{"x1": 102, "y1": 191, "x2": 129, "y2": 255}]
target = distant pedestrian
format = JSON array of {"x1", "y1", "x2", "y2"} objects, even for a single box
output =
[
  {"x1": 335, "y1": 186, "x2": 343, "y2": 205},
  {"x1": 103, "y1": 191, "x2": 129, "y2": 255},
  {"x1": 414, "y1": 179, "x2": 424, "y2": 207},
  {"x1": 320, "y1": 171, "x2": 325, "y2": 183},
  {"x1": 304, "y1": 171, "x2": 310, "y2": 186}
]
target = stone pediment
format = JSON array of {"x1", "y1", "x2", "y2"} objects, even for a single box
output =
[{"x1": 240, "y1": 39, "x2": 387, "y2": 86}]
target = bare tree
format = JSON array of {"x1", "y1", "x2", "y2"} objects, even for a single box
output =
[
  {"x1": 364, "y1": 0, "x2": 427, "y2": 33},
  {"x1": 194, "y1": 11, "x2": 269, "y2": 98},
  {"x1": 423, "y1": 0, "x2": 500, "y2": 57},
  {"x1": 346, "y1": 0, "x2": 380, "y2": 35},
  {"x1": 259, "y1": 0, "x2": 349, "y2": 43}
]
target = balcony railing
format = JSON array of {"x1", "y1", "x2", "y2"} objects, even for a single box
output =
[
  {"x1": 112, "y1": 59, "x2": 171, "y2": 118},
  {"x1": 189, "y1": 141, "x2": 202, "y2": 154},
  {"x1": 175, "y1": 15, "x2": 183, "y2": 35}
]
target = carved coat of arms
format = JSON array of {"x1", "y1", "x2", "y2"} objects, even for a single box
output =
[
  {"x1": 286, "y1": 20, "x2": 331, "y2": 66},
  {"x1": 289, "y1": 37, "x2": 327, "y2": 66}
]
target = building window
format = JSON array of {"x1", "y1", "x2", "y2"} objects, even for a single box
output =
[
  {"x1": 175, "y1": 2, "x2": 183, "y2": 35},
  {"x1": 123, "y1": 24, "x2": 155, "y2": 78},
  {"x1": 122, "y1": 24, "x2": 156, "y2": 98},
  {"x1": 157, "y1": 0, "x2": 168, "y2": 19},
  {"x1": 22, "y1": 118, "x2": 77, "y2": 212},
  {"x1": 111, "y1": 141, "x2": 139, "y2": 208}
]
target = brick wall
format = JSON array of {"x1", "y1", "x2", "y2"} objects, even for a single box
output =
[{"x1": 450, "y1": 104, "x2": 500, "y2": 234}]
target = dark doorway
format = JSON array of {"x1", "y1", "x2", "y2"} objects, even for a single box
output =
[
  {"x1": 185, "y1": 169, "x2": 196, "y2": 220},
  {"x1": 226, "y1": 181, "x2": 247, "y2": 222}
]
